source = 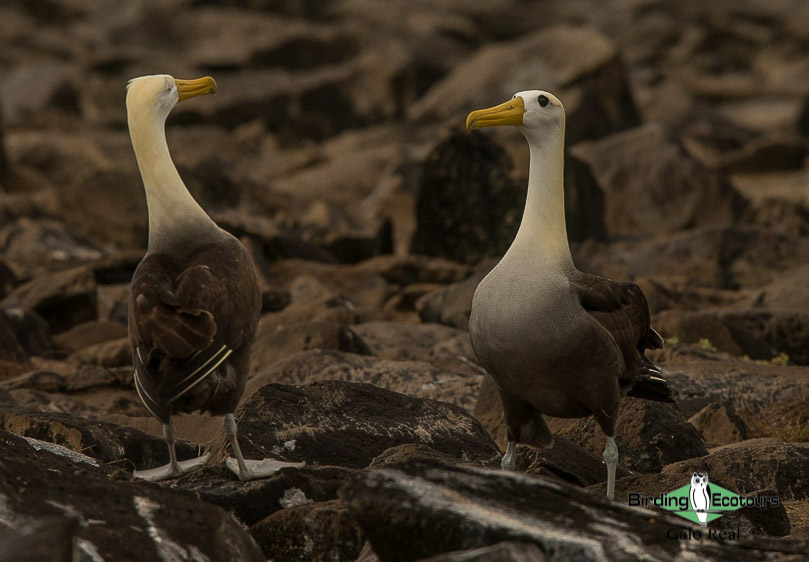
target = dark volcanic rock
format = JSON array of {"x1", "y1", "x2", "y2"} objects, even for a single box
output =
[
  {"x1": 564, "y1": 151, "x2": 607, "y2": 242},
  {"x1": 0, "y1": 259, "x2": 17, "y2": 301},
  {"x1": 1, "y1": 307, "x2": 50, "y2": 358},
  {"x1": 655, "y1": 309, "x2": 809, "y2": 365},
  {"x1": 418, "y1": 542, "x2": 548, "y2": 562},
  {"x1": 411, "y1": 130, "x2": 522, "y2": 265},
  {"x1": 475, "y1": 373, "x2": 709, "y2": 474},
  {"x1": 369, "y1": 443, "x2": 498, "y2": 470},
  {"x1": 688, "y1": 401, "x2": 750, "y2": 447},
  {"x1": 247, "y1": 349, "x2": 481, "y2": 412},
  {"x1": 347, "y1": 321, "x2": 479, "y2": 375},
  {"x1": 410, "y1": 26, "x2": 639, "y2": 145},
  {"x1": 660, "y1": 359, "x2": 809, "y2": 418},
  {"x1": 52, "y1": 320, "x2": 129, "y2": 353},
  {"x1": 654, "y1": 309, "x2": 777, "y2": 360},
  {"x1": 0, "y1": 309, "x2": 27, "y2": 363},
  {"x1": 170, "y1": 463, "x2": 356, "y2": 526},
  {"x1": 343, "y1": 460, "x2": 809, "y2": 562},
  {"x1": 575, "y1": 226, "x2": 809, "y2": 291},
  {"x1": 416, "y1": 266, "x2": 491, "y2": 330},
  {"x1": 0, "y1": 430, "x2": 264, "y2": 562},
  {"x1": 0, "y1": 516, "x2": 78, "y2": 562},
  {"x1": 233, "y1": 380, "x2": 500, "y2": 469},
  {"x1": 0, "y1": 218, "x2": 104, "y2": 278},
  {"x1": 349, "y1": 321, "x2": 461, "y2": 362},
  {"x1": 250, "y1": 319, "x2": 371, "y2": 372},
  {"x1": 718, "y1": 134, "x2": 809, "y2": 173},
  {"x1": 0, "y1": 403, "x2": 196, "y2": 470},
  {"x1": 69, "y1": 337, "x2": 131, "y2": 368},
  {"x1": 249, "y1": 499, "x2": 365, "y2": 562},
  {"x1": 1, "y1": 266, "x2": 97, "y2": 333},
  {"x1": 571, "y1": 124, "x2": 746, "y2": 238},
  {"x1": 662, "y1": 439, "x2": 809, "y2": 500}
]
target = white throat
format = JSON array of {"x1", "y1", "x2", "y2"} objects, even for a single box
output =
[
  {"x1": 510, "y1": 128, "x2": 574, "y2": 273},
  {"x1": 127, "y1": 105, "x2": 217, "y2": 251}
]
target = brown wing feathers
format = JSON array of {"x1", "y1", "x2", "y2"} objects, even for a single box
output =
[
  {"x1": 130, "y1": 254, "x2": 249, "y2": 422},
  {"x1": 572, "y1": 272, "x2": 674, "y2": 403}
]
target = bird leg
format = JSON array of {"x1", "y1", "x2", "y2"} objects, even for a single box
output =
[
  {"x1": 501, "y1": 440, "x2": 517, "y2": 471},
  {"x1": 133, "y1": 419, "x2": 210, "y2": 481},
  {"x1": 223, "y1": 413, "x2": 305, "y2": 481},
  {"x1": 603, "y1": 436, "x2": 618, "y2": 500}
]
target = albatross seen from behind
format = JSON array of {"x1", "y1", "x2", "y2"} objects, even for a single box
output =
[
  {"x1": 126, "y1": 74, "x2": 301, "y2": 481},
  {"x1": 466, "y1": 91, "x2": 674, "y2": 500}
]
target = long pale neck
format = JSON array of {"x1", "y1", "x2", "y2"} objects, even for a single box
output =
[
  {"x1": 128, "y1": 108, "x2": 217, "y2": 251},
  {"x1": 512, "y1": 132, "x2": 574, "y2": 272}
]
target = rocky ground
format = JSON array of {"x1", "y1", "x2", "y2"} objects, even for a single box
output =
[{"x1": 1, "y1": 0, "x2": 809, "y2": 560}]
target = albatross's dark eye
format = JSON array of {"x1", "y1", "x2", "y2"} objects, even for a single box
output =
[{"x1": 538, "y1": 95, "x2": 549, "y2": 107}]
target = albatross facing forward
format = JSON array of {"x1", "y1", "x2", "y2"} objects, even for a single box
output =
[
  {"x1": 466, "y1": 91, "x2": 674, "y2": 499},
  {"x1": 126, "y1": 74, "x2": 301, "y2": 481}
]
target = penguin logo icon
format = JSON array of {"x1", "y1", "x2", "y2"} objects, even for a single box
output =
[{"x1": 689, "y1": 472, "x2": 711, "y2": 527}]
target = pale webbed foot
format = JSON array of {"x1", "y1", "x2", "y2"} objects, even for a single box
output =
[
  {"x1": 224, "y1": 457, "x2": 306, "y2": 481},
  {"x1": 134, "y1": 453, "x2": 211, "y2": 482}
]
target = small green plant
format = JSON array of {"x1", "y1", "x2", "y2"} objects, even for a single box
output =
[
  {"x1": 697, "y1": 338, "x2": 717, "y2": 352},
  {"x1": 665, "y1": 337, "x2": 679, "y2": 346}
]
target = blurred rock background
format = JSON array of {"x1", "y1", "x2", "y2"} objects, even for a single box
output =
[{"x1": 2, "y1": 0, "x2": 809, "y2": 560}]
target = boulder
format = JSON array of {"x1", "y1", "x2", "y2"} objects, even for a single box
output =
[
  {"x1": 410, "y1": 130, "x2": 522, "y2": 265},
  {"x1": 51, "y1": 320, "x2": 129, "y2": 353},
  {"x1": 68, "y1": 337, "x2": 131, "y2": 368},
  {"x1": 247, "y1": 349, "x2": 482, "y2": 412},
  {"x1": 249, "y1": 500, "x2": 365, "y2": 561},
  {"x1": 663, "y1": 439, "x2": 809, "y2": 500},
  {"x1": 418, "y1": 542, "x2": 548, "y2": 562},
  {"x1": 410, "y1": 26, "x2": 639, "y2": 145},
  {"x1": 416, "y1": 264, "x2": 493, "y2": 330},
  {"x1": 369, "y1": 443, "x2": 498, "y2": 470},
  {"x1": 0, "y1": 516, "x2": 78, "y2": 562},
  {"x1": 0, "y1": 402, "x2": 196, "y2": 470},
  {"x1": 753, "y1": 264, "x2": 809, "y2": 310},
  {"x1": 0, "y1": 309, "x2": 27, "y2": 363},
  {"x1": 0, "y1": 430, "x2": 264, "y2": 562},
  {"x1": 169, "y1": 463, "x2": 356, "y2": 526},
  {"x1": 230, "y1": 380, "x2": 500, "y2": 469},
  {"x1": 342, "y1": 460, "x2": 809, "y2": 562},
  {"x1": 0, "y1": 218, "x2": 104, "y2": 279},
  {"x1": 56, "y1": 170, "x2": 147, "y2": 251},
  {"x1": 347, "y1": 321, "x2": 479, "y2": 375},
  {"x1": 0, "y1": 259, "x2": 17, "y2": 301},
  {"x1": 1, "y1": 266, "x2": 97, "y2": 334},
  {"x1": 250, "y1": 320, "x2": 371, "y2": 373},
  {"x1": 718, "y1": 134, "x2": 809, "y2": 173},
  {"x1": 688, "y1": 401, "x2": 751, "y2": 447},
  {"x1": 660, "y1": 358, "x2": 809, "y2": 418},
  {"x1": 654, "y1": 309, "x2": 774, "y2": 360},
  {"x1": 574, "y1": 226, "x2": 809, "y2": 291},
  {"x1": 1, "y1": 307, "x2": 51, "y2": 358},
  {"x1": 655, "y1": 309, "x2": 809, "y2": 365},
  {"x1": 570, "y1": 124, "x2": 746, "y2": 238}
]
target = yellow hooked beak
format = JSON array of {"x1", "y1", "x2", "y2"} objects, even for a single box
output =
[
  {"x1": 175, "y1": 76, "x2": 217, "y2": 103},
  {"x1": 466, "y1": 97, "x2": 524, "y2": 132}
]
